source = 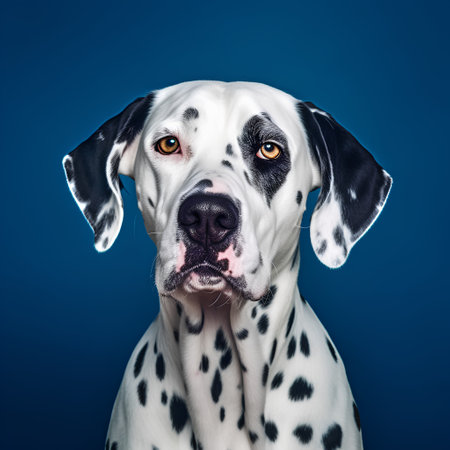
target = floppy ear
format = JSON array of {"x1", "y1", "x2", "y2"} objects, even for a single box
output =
[
  {"x1": 62, "y1": 93, "x2": 155, "y2": 252},
  {"x1": 297, "y1": 101, "x2": 392, "y2": 268}
]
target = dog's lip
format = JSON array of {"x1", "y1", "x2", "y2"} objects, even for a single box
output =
[{"x1": 179, "y1": 262, "x2": 227, "y2": 280}]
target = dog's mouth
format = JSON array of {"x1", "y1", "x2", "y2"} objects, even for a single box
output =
[{"x1": 163, "y1": 261, "x2": 251, "y2": 300}]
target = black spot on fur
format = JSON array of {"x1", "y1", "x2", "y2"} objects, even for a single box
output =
[
  {"x1": 215, "y1": 328, "x2": 228, "y2": 352},
  {"x1": 156, "y1": 353, "x2": 165, "y2": 381},
  {"x1": 265, "y1": 421, "x2": 278, "y2": 442},
  {"x1": 249, "y1": 431, "x2": 258, "y2": 443},
  {"x1": 185, "y1": 309, "x2": 205, "y2": 334},
  {"x1": 220, "y1": 348, "x2": 232, "y2": 370},
  {"x1": 353, "y1": 402, "x2": 361, "y2": 431},
  {"x1": 269, "y1": 339, "x2": 277, "y2": 364},
  {"x1": 190, "y1": 431, "x2": 197, "y2": 450},
  {"x1": 153, "y1": 340, "x2": 158, "y2": 354},
  {"x1": 221, "y1": 160, "x2": 233, "y2": 170},
  {"x1": 211, "y1": 369, "x2": 222, "y2": 403},
  {"x1": 200, "y1": 354, "x2": 209, "y2": 373},
  {"x1": 220, "y1": 406, "x2": 225, "y2": 422},
  {"x1": 296, "y1": 190, "x2": 303, "y2": 205},
  {"x1": 137, "y1": 379, "x2": 147, "y2": 406},
  {"x1": 226, "y1": 144, "x2": 234, "y2": 156},
  {"x1": 317, "y1": 240, "x2": 327, "y2": 255},
  {"x1": 237, "y1": 411, "x2": 245, "y2": 429},
  {"x1": 251, "y1": 306, "x2": 257, "y2": 319},
  {"x1": 257, "y1": 314, "x2": 269, "y2": 334},
  {"x1": 293, "y1": 424, "x2": 313, "y2": 444},
  {"x1": 326, "y1": 338, "x2": 338, "y2": 362},
  {"x1": 134, "y1": 342, "x2": 148, "y2": 378},
  {"x1": 300, "y1": 332, "x2": 310, "y2": 357},
  {"x1": 236, "y1": 329, "x2": 248, "y2": 340},
  {"x1": 260, "y1": 414, "x2": 265, "y2": 426},
  {"x1": 260, "y1": 285, "x2": 277, "y2": 308},
  {"x1": 183, "y1": 107, "x2": 199, "y2": 120},
  {"x1": 333, "y1": 225, "x2": 348, "y2": 255},
  {"x1": 111, "y1": 442, "x2": 118, "y2": 450},
  {"x1": 169, "y1": 395, "x2": 189, "y2": 433},
  {"x1": 286, "y1": 307, "x2": 295, "y2": 338},
  {"x1": 161, "y1": 390, "x2": 168, "y2": 405},
  {"x1": 176, "y1": 302, "x2": 183, "y2": 316},
  {"x1": 322, "y1": 423, "x2": 343, "y2": 449},
  {"x1": 289, "y1": 377, "x2": 314, "y2": 401},
  {"x1": 244, "y1": 171, "x2": 252, "y2": 186},
  {"x1": 148, "y1": 196, "x2": 155, "y2": 208},
  {"x1": 174, "y1": 330, "x2": 179, "y2": 342},
  {"x1": 262, "y1": 363, "x2": 269, "y2": 386},
  {"x1": 287, "y1": 336, "x2": 296, "y2": 359},
  {"x1": 271, "y1": 372, "x2": 283, "y2": 389}
]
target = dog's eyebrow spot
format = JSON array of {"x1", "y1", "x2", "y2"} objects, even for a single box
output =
[
  {"x1": 182, "y1": 107, "x2": 199, "y2": 121},
  {"x1": 222, "y1": 160, "x2": 233, "y2": 170},
  {"x1": 193, "y1": 179, "x2": 213, "y2": 191},
  {"x1": 226, "y1": 144, "x2": 234, "y2": 156}
]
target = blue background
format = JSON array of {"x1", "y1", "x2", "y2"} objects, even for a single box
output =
[{"x1": 1, "y1": 1, "x2": 448, "y2": 449}]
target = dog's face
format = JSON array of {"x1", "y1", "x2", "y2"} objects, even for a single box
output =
[{"x1": 63, "y1": 81, "x2": 391, "y2": 302}]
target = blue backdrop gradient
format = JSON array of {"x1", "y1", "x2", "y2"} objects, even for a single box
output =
[{"x1": 1, "y1": 1, "x2": 449, "y2": 449}]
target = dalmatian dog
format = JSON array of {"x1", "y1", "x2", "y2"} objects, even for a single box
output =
[{"x1": 63, "y1": 81, "x2": 391, "y2": 450}]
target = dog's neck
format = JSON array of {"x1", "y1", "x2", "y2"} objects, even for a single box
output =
[{"x1": 157, "y1": 266, "x2": 302, "y2": 445}]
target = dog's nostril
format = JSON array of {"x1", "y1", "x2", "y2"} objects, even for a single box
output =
[{"x1": 178, "y1": 194, "x2": 239, "y2": 247}]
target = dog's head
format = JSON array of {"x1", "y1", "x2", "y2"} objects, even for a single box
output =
[{"x1": 63, "y1": 81, "x2": 391, "y2": 302}]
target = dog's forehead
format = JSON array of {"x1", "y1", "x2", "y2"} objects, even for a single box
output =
[{"x1": 151, "y1": 81, "x2": 297, "y2": 126}]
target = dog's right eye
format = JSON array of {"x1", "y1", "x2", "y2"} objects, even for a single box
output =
[{"x1": 156, "y1": 136, "x2": 180, "y2": 154}]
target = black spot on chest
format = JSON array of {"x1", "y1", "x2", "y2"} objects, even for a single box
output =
[
  {"x1": 286, "y1": 307, "x2": 295, "y2": 337},
  {"x1": 300, "y1": 331, "x2": 310, "y2": 357},
  {"x1": 259, "y1": 285, "x2": 277, "y2": 308},
  {"x1": 287, "y1": 336, "x2": 296, "y2": 359},
  {"x1": 264, "y1": 421, "x2": 278, "y2": 442},
  {"x1": 185, "y1": 309, "x2": 205, "y2": 334},
  {"x1": 211, "y1": 369, "x2": 222, "y2": 403},
  {"x1": 269, "y1": 339, "x2": 277, "y2": 364},
  {"x1": 155, "y1": 353, "x2": 165, "y2": 380},
  {"x1": 215, "y1": 328, "x2": 228, "y2": 351},
  {"x1": 257, "y1": 314, "x2": 269, "y2": 334},
  {"x1": 220, "y1": 348, "x2": 232, "y2": 370},
  {"x1": 137, "y1": 379, "x2": 147, "y2": 406},
  {"x1": 236, "y1": 328, "x2": 249, "y2": 340},
  {"x1": 134, "y1": 342, "x2": 148, "y2": 378},
  {"x1": 238, "y1": 114, "x2": 291, "y2": 204},
  {"x1": 270, "y1": 372, "x2": 283, "y2": 389},
  {"x1": 293, "y1": 424, "x2": 313, "y2": 444},
  {"x1": 326, "y1": 337, "x2": 338, "y2": 362},
  {"x1": 322, "y1": 423, "x2": 343, "y2": 449},
  {"x1": 289, "y1": 377, "x2": 314, "y2": 401},
  {"x1": 200, "y1": 354, "x2": 209, "y2": 373},
  {"x1": 170, "y1": 395, "x2": 189, "y2": 433}
]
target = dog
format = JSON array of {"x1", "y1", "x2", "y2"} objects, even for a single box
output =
[{"x1": 63, "y1": 81, "x2": 391, "y2": 450}]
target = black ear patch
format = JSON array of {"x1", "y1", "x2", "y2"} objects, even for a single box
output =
[
  {"x1": 297, "y1": 101, "x2": 392, "y2": 268},
  {"x1": 63, "y1": 93, "x2": 155, "y2": 251},
  {"x1": 238, "y1": 114, "x2": 291, "y2": 205}
]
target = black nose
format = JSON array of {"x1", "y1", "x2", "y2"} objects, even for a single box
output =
[{"x1": 178, "y1": 194, "x2": 239, "y2": 248}]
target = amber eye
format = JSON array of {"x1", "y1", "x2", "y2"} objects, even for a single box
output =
[
  {"x1": 156, "y1": 136, "x2": 180, "y2": 154},
  {"x1": 257, "y1": 142, "x2": 281, "y2": 160}
]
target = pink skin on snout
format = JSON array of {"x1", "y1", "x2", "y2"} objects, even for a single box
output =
[
  {"x1": 217, "y1": 245, "x2": 243, "y2": 278},
  {"x1": 176, "y1": 241, "x2": 186, "y2": 272}
]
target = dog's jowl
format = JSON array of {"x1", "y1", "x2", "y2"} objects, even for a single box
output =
[{"x1": 63, "y1": 81, "x2": 391, "y2": 450}]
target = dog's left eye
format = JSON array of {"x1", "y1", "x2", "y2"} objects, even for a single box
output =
[
  {"x1": 256, "y1": 142, "x2": 281, "y2": 160},
  {"x1": 156, "y1": 136, "x2": 180, "y2": 154}
]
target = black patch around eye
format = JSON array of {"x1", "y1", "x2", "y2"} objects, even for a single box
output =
[
  {"x1": 221, "y1": 160, "x2": 233, "y2": 170},
  {"x1": 238, "y1": 115, "x2": 291, "y2": 204},
  {"x1": 183, "y1": 107, "x2": 199, "y2": 120}
]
